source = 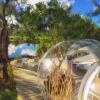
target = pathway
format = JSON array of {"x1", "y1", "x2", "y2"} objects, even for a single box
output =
[{"x1": 14, "y1": 68, "x2": 44, "y2": 100}]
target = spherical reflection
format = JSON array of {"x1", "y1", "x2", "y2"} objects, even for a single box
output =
[
  {"x1": 78, "y1": 62, "x2": 100, "y2": 100},
  {"x1": 42, "y1": 58, "x2": 53, "y2": 72},
  {"x1": 38, "y1": 39, "x2": 100, "y2": 100}
]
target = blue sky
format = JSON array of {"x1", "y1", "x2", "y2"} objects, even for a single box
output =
[
  {"x1": 71, "y1": 0, "x2": 100, "y2": 26},
  {"x1": 72, "y1": 0, "x2": 93, "y2": 14},
  {"x1": 4, "y1": 0, "x2": 100, "y2": 26},
  {"x1": 26, "y1": 0, "x2": 100, "y2": 26}
]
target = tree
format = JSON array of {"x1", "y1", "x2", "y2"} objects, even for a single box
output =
[
  {"x1": 10, "y1": 2, "x2": 49, "y2": 44},
  {"x1": 10, "y1": 0, "x2": 100, "y2": 56},
  {"x1": 0, "y1": 0, "x2": 27, "y2": 83},
  {"x1": 0, "y1": 0, "x2": 10, "y2": 82}
]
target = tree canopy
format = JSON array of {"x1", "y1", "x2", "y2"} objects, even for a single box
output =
[{"x1": 9, "y1": 0, "x2": 100, "y2": 55}]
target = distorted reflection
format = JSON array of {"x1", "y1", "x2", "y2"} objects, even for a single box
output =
[{"x1": 38, "y1": 39, "x2": 100, "y2": 100}]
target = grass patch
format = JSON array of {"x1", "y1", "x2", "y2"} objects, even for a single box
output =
[{"x1": 0, "y1": 87, "x2": 17, "y2": 100}]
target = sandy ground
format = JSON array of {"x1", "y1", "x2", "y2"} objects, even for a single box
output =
[{"x1": 14, "y1": 68, "x2": 44, "y2": 100}]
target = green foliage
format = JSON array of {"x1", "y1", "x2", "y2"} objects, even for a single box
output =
[
  {"x1": 62, "y1": 14, "x2": 96, "y2": 39},
  {"x1": 35, "y1": 29, "x2": 64, "y2": 54},
  {"x1": 9, "y1": 0, "x2": 100, "y2": 55},
  {"x1": 0, "y1": 88, "x2": 17, "y2": 100}
]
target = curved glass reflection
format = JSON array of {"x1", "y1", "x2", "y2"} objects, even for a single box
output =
[
  {"x1": 78, "y1": 63, "x2": 100, "y2": 100},
  {"x1": 38, "y1": 39, "x2": 100, "y2": 100}
]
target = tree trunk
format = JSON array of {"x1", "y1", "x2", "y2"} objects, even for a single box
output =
[
  {"x1": 0, "y1": 2, "x2": 9, "y2": 82},
  {"x1": 1, "y1": 28, "x2": 9, "y2": 82}
]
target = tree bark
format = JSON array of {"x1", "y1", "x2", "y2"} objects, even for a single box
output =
[{"x1": 0, "y1": 1, "x2": 9, "y2": 82}]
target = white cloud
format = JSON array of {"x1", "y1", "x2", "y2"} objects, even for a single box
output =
[
  {"x1": 6, "y1": 15, "x2": 18, "y2": 25},
  {"x1": 26, "y1": 0, "x2": 50, "y2": 5},
  {"x1": 58, "y1": 0, "x2": 75, "y2": 8},
  {"x1": 26, "y1": 0, "x2": 75, "y2": 7},
  {"x1": 66, "y1": 0, "x2": 75, "y2": 6}
]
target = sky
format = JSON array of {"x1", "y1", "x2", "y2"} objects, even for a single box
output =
[
  {"x1": 1, "y1": 0, "x2": 100, "y2": 26},
  {"x1": 26, "y1": 0, "x2": 100, "y2": 26},
  {"x1": 71, "y1": 0, "x2": 100, "y2": 26},
  {"x1": 72, "y1": 0, "x2": 93, "y2": 14},
  {"x1": 26, "y1": 0, "x2": 74, "y2": 7}
]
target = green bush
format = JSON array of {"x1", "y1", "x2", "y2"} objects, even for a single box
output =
[{"x1": 0, "y1": 88, "x2": 17, "y2": 100}]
